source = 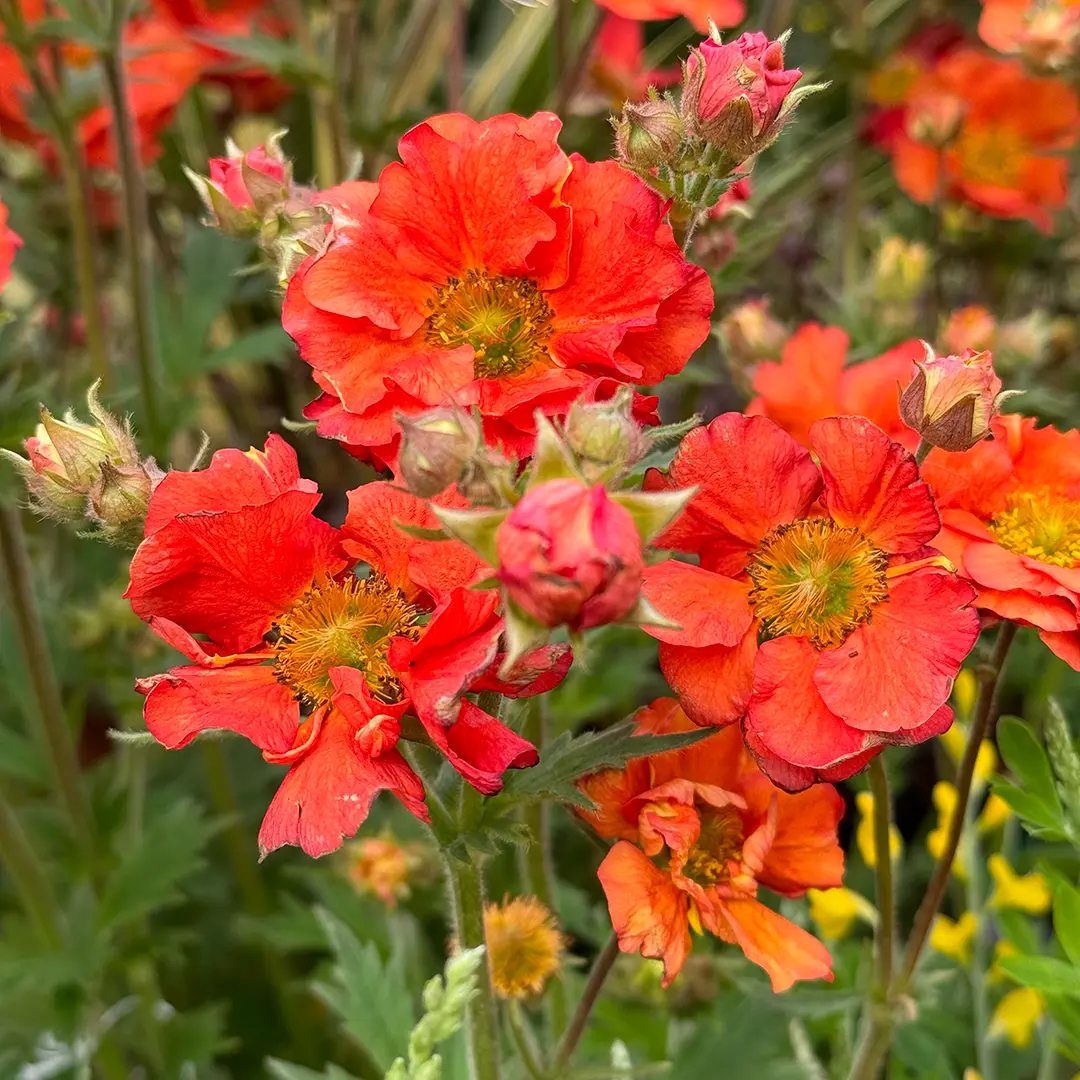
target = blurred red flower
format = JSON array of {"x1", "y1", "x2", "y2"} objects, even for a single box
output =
[
  {"x1": 641, "y1": 414, "x2": 980, "y2": 790},
  {"x1": 979, "y1": 0, "x2": 1080, "y2": 69},
  {"x1": 0, "y1": 195, "x2": 22, "y2": 291},
  {"x1": 594, "y1": 0, "x2": 745, "y2": 31},
  {"x1": 924, "y1": 416, "x2": 1080, "y2": 668},
  {"x1": 126, "y1": 436, "x2": 568, "y2": 857},
  {"x1": 886, "y1": 48, "x2": 1080, "y2": 231},
  {"x1": 586, "y1": 14, "x2": 680, "y2": 106},
  {"x1": 282, "y1": 112, "x2": 712, "y2": 468},
  {"x1": 746, "y1": 323, "x2": 923, "y2": 447},
  {"x1": 578, "y1": 698, "x2": 843, "y2": 989}
]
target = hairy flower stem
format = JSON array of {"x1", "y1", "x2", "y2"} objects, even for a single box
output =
[
  {"x1": 554, "y1": 931, "x2": 620, "y2": 1074},
  {"x1": 0, "y1": 506, "x2": 95, "y2": 863},
  {"x1": 101, "y1": 5, "x2": 161, "y2": 451},
  {"x1": 507, "y1": 1002, "x2": 546, "y2": 1080},
  {"x1": 0, "y1": 1, "x2": 109, "y2": 385},
  {"x1": 847, "y1": 621, "x2": 1018, "y2": 1080},
  {"x1": 446, "y1": 851, "x2": 502, "y2": 1080},
  {"x1": 965, "y1": 785, "x2": 996, "y2": 1080},
  {"x1": 868, "y1": 758, "x2": 895, "y2": 1002}
]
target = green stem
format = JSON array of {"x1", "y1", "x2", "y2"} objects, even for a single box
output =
[
  {"x1": 506, "y1": 1002, "x2": 546, "y2": 1080},
  {"x1": 0, "y1": 1, "x2": 109, "y2": 385},
  {"x1": 965, "y1": 784, "x2": 995, "y2": 1080},
  {"x1": 914, "y1": 438, "x2": 932, "y2": 466},
  {"x1": 446, "y1": 852, "x2": 501, "y2": 1080},
  {"x1": 0, "y1": 506, "x2": 95, "y2": 862},
  {"x1": 553, "y1": 2, "x2": 600, "y2": 115},
  {"x1": 553, "y1": 932, "x2": 619, "y2": 1074},
  {"x1": 841, "y1": 0, "x2": 867, "y2": 298},
  {"x1": 0, "y1": 781, "x2": 64, "y2": 948},
  {"x1": 100, "y1": 17, "x2": 161, "y2": 450},
  {"x1": 868, "y1": 758, "x2": 894, "y2": 1002}
]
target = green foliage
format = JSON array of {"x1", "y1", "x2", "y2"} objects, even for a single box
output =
[{"x1": 990, "y1": 716, "x2": 1072, "y2": 841}]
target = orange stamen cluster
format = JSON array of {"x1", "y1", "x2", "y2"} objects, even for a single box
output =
[
  {"x1": 483, "y1": 895, "x2": 565, "y2": 999},
  {"x1": 989, "y1": 487, "x2": 1080, "y2": 568},
  {"x1": 426, "y1": 269, "x2": 554, "y2": 379},
  {"x1": 272, "y1": 574, "x2": 420, "y2": 707},
  {"x1": 747, "y1": 518, "x2": 889, "y2": 648},
  {"x1": 681, "y1": 806, "x2": 744, "y2": 887},
  {"x1": 952, "y1": 125, "x2": 1027, "y2": 189}
]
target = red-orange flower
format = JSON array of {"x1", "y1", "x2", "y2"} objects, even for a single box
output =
[
  {"x1": 594, "y1": 0, "x2": 745, "y2": 31},
  {"x1": 923, "y1": 416, "x2": 1080, "y2": 669},
  {"x1": 746, "y1": 323, "x2": 923, "y2": 448},
  {"x1": 979, "y1": 0, "x2": 1080, "y2": 69},
  {"x1": 587, "y1": 14, "x2": 680, "y2": 106},
  {"x1": 126, "y1": 436, "x2": 569, "y2": 857},
  {"x1": 578, "y1": 699, "x2": 843, "y2": 990},
  {"x1": 282, "y1": 112, "x2": 712, "y2": 468},
  {"x1": 642, "y1": 414, "x2": 980, "y2": 790},
  {"x1": 0, "y1": 194, "x2": 21, "y2": 292},
  {"x1": 886, "y1": 48, "x2": 1080, "y2": 231}
]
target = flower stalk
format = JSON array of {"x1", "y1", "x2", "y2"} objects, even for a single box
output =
[
  {"x1": 554, "y1": 931, "x2": 620, "y2": 1074},
  {"x1": 867, "y1": 757, "x2": 895, "y2": 1003}
]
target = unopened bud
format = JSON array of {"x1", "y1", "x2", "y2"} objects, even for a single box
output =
[
  {"x1": 397, "y1": 408, "x2": 481, "y2": 498},
  {"x1": 565, "y1": 388, "x2": 649, "y2": 482},
  {"x1": 872, "y1": 236, "x2": 929, "y2": 304},
  {"x1": 899, "y1": 344, "x2": 1016, "y2": 453},
  {"x1": 718, "y1": 298, "x2": 789, "y2": 391},
  {"x1": 614, "y1": 98, "x2": 684, "y2": 170},
  {"x1": 88, "y1": 461, "x2": 157, "y2": 543},
  {"x1": 906, "y1": 89, "x2": 965, "y2": 146},
  {"x1": 1018, "y1": 3, "x2": 1080, "y2": 70}
]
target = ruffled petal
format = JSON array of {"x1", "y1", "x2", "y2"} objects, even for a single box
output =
[
  {"x1": 642, "y1": 561, "x2": 754, "y2": 647},
  {"x1": 658, "y1": 628, "x2": 758, "y2": 728},
  {"x1": 258, "y1": 712, "x2": 429, "y2": 858},
  {"x1": 813, "y1": 570, "x2": 979, "y2": 734},
  {"x1": 137, "y1": 663, "x2": 297, "y2": 753},
  {"x1": 759, "y1": 786, "x2": 846, "y2": 897},
  {"x1": 746, "y1": 636, "x2": 871, "y2": 769},
  {"x1": 1040, "y1": 629, "x2": 1080, "y2": 671},
  {"x1": 597, "y1": 841, "x2": 691, "y2": 988},
  {"x1": 741, "y1": 721, "x2": 881, "y2": 793},
  {"x1": 810, "y1": 416, "x2": 940, "y2": 553}
]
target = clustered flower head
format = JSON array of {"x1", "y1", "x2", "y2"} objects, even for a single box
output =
[{"x1": 483, "y1": 895, "x2": 566, "y2": 999}]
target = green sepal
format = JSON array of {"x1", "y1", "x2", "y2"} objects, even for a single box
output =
[
  {"x1": 525, "y1": 412, "x2": 581, "y2": 486},
  {"x1": 611, "y1": 486, "x2": 697, "y2": 544},
  {"x1": 429, "y1": 505, "x2": 508, "y2": 566},
  {"x1": 394, "y1": 521, "x2": 451, "y2": 542},
  {"x1": 499, "y1": 596, "x2": 548, "y2": 675},
  {"x1": 620, "y1": 592, "x2": 681, "y2": 630}
]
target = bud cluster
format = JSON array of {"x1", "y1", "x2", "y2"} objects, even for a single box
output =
[
  {"x1": 185, "y1": 132, "x2": 330, "y2": 286},
  {"x1": 0, "y1": 383, "x2": 163, "y2": 545},
  {"x1": 613, "y1": 26, "x2": 827, "y2": 219}
]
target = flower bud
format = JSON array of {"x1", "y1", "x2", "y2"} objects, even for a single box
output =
[
  {"x1": 905, "y1": 88, "x2": 965, "y2": 146},
  {"x1": 872, "y1": 236, "x2": 929, "y2": 305},
  {"x1": 88, "y1": 461, "x2": 156, "y2": 543},
  {"x1": 681, "y1": 32, "x2": 813, "y2": 166},
  {"x1": 565, "y1": 388, "x2": 649, "y2": 482},
  {"x1": 397, "y1": 408, "x2": 482, "y2": 498},
  {"x1": 718, "y1": 297, "x2": 789, "y2": 391},
  {"x1": 899, "y1": 344, "x2": 1012, "y2": 453},
  {"x1": 495, "y1": 478, "x2": 644, "y2": 631},
  {"x1": 614, "y1": 97, "x2": 684, "y2": 170},
  {"x1": 1018, "y1": 3, "x2": 1080, "y2": 70}
]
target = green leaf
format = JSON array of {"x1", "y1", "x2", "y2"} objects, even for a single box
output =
[
  {"x1": 312, "y1": 908, "x2": 415, "y2": 1072},
  {"x1": 1056, "y1": 880, "x2": 1080, "y2": 968},
  {"x1": 196, "y1": 324, "x2": 292, "y2": 374},
  {"x1": 997, "y1": 716, "x2": 1063, "y2": 815},
  {"x1": 98, "y1": 798, "x2": 216, "y2": 929},
  {"x1": 0, "y1": 725, "x2": 49, "y2": 786},
  {"x1": 997, "y1": 955, "x2": 1080, "y2": 997},
  {"x1": 988, "y1": 776, "x2": 1068, "y2": 840},
  {"x1": 501, "y1": 720, "x2": 719, "y2": 806},
  {"x1": 266, "y1": 1061, "x2": 361, "y2": 1080}
]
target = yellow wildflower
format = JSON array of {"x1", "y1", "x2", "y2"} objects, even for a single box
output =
[
  {"x1": 484, "y1": 895, "x2": 566, "y2": 999},
  {"x1": 344, "y1": 835, "x2": 425, "y2": 909},
  {"x1": 929, "y1": 911, "x2": 977, "y2": 964},
  {"x1": 978, "y1": 793, "x2": 1012, "y2": 833},
  {"x1": 954, "y1": 668, "x2": 978, "y2": 718},
  {"x1": 808, "y1": 888, "x2": 876, "y2": 940},
  {"x1": 939, "y1": 721, "x2": 996, "y2": 786},
  {"x1": 963, "y1": 1071, "x2": 983, "y2": 1080},
  {"x1": 990, "y1": 940, "x2": 1019, "y2": 984},
  {"x1": 928, "y1": 782, "x2": 967, "y2": 880},
  {"x1": 990, "y1": 987, "x2": 1045, "y2": 1049},
  {"x1": 988, "y1": 854, "x2": 1052, "y2": 914},
  {"x1": 855, "y1": 791, "x2": 902, "y2": 868}
]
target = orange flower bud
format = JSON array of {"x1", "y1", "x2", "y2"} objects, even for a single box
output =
[
  {"x1": 614, "y1": 97, "x2": 684, "y2": 170},
  {"x1": 899, "y1": 344, "x2": 1012, "y2": 452}
]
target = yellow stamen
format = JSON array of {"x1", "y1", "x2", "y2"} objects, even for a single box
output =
[
  {"x1": 747, "y1": 518, "x2": 889, "y2": 648},
  {"x1": 425, "y1": 269, "x2": 554, "y2": 379},
  {"x1": 682, "y1": 806, "x2": 744, "y2": 887},
  {"x1": 952, "y1": 125, "x2": 1027, "y2": 189},
  {"x1": 484, "y1": 895, "x2": 566, "y2": 999},
  {"x1": 989, "y1": 487, "x2": 1080, "y2": 568},
  {"x1": 272, "y1": 574, "x2": 420, "y2": 707}
]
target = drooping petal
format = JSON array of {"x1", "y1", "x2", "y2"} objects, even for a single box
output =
[
  {"x1": 259, "y1": 711, "x2": 429, "y2": 859},
  {"x1": 642, "y1": 561, "x2": 754, "y2": 647},
  {"x1": 746, "y1": 636, "x2": 872, "y2": 769},
  {"x1": 810, "y1": 416, "x2": 940, "y2": 553},
  {"x1": 1040, "y1": 629, "x2": 1080, "y2": 671},
  {"x1": 813, "y1": 570, "x2": 979, "y2": 734},
  {"x1": 597, "y1": 841, "x2": 692, "y2": 988},
  {"x1": 137, "y1": 663, "x2": 298, "y2": 754},
  {"x1": 658, "y1": 628, "x2": 758, "y2": 728},
  {"x1": 759, "y1": 786, "x2": 846, "y2": 897},
  {"x1": 472, "y1": 644, "x2": 573, "y2": 698}
]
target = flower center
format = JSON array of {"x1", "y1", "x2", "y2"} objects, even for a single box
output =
[
  {"x1": 952, "y1": 125, "x2": 1026, "y2": 189},
  {"x1": 682, "y1": 806, "x2": 744, "y2": 887},
  {"x1": 425, "y1": 269, "x2": 554, "y2": 380},
  {"x1": 271, "y1": 574, "x2": 420, "y2": 708},
  {"x1": 989, "y1": 487, "x2": 1080, "y2": 568},
  {"x1": 746, "y1": 518, "x2": 889, "y2": 649}
]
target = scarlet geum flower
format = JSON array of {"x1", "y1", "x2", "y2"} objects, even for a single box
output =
[
  {"x1": 345, "y1": 835, "x2": 425, "y2": 908},
  {"x1": 942, "y1": 305, "x2": 998, "y2": 356},
  {"x1": 578, "y1": 699, "x2": 844, "y2": 990},
  {"x1": 0, "y1": 192, "x2": 20, "y2": 292},
  {"x1": 586, "y1": 14, "x2": 680, "y2": 108},
  {"x1": 594, "y1": 0, "x2": 746, "y2": 32},
  {"x1": 900, "y1": 345, "x2": 1013, "y2": 452},
  {"x1": 980, "y1": 0, "x2": 1080, "y2": 70}
]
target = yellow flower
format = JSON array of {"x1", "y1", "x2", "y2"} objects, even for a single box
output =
[
  {"x1": 990, "y1": 940, "x2": 1019, "y2": 985},
  {"x1": 930, "y1": 911, "x2": 977, "y2": 964},
  {"x1": 484, "y1": 895, "x2": 566, "y2": 999},
  {"x1": 928, "y1": 782, "x2": 967, "y2": 880},
  {"x1": 991, "y1": 987, "x2": 1045, "y2": 1049},
  {"x1": 939, "y1": 719, "x2": 997, "y2": 786},
  {"x1": 964, "y1": 1071, "x2": 983, "y2": 1080},
  {"x1": 344, "y1": 835, "x2": 424, "y2": 909},
  {"x1": 988, "y1": 854, "x2": 1052, "y2": 914},
  {"x1": 978, "y1": 792, "x2": 1012, "y2": 833},
  {"x1": 954, "y1": 668, "x2": 978, "y2": 718},
  {"x1": 855, "y1": 791, "x2": 902, "y2": 868},
  {"x1": 941, "y1": 723, "x2": 966, "y2": 763},
  {"x1": 808, "y1": 888, "x2": 876, "y2": 940}
]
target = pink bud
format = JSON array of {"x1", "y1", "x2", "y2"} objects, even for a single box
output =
[
  {"x1": 208, "y1": 145, "x2": 288, "y2": 213},
  {"x1": 495, "y1": 479, "x2": 644, "y2": 631}
]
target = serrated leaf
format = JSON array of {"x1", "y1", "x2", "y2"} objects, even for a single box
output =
[
  {"x1": 98, "y1": 798, "x2": 216, "y2": 929},
  {"x1": 313, "y1": 908, "x2": 414, "y2": 1072},
  {"x1": 998, "y1": 954, "x2": 1080, "y2": 997},
  {"x1": 501, "y1": 720, "x2": 719, "y2": 805}
]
